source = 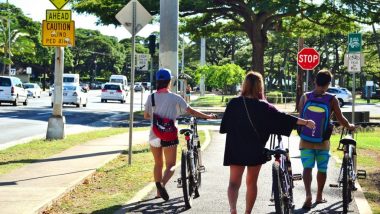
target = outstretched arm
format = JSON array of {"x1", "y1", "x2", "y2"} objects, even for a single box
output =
[{"x1": 186, "y1": 106, "x2": 216, "y2": 119}]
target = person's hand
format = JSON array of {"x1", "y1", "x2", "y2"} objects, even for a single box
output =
[
  {"x1": 207, "y1": 113, "x2": 217, "y2": 119},
  {"x1": 305, "y1": 120, "x2": 315, "y2": 129},
  {"x1": 347, "y1": 124, "x2": 356, "y2": 131}
]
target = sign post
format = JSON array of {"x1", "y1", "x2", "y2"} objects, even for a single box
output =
[
  {"x1": 116, "y1": 0, "x2": 152, "y2": 165},
  {"x1": 45, "y1": 0, "x2": 73, "y2": 140},
  {"x1": 348, "y1": 33, "x2": 362, "y2": 124},
  {"x1": 297, "y1": 48, "x2": 320, "y2": 91}
]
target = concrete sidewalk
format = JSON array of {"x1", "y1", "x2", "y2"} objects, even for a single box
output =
[
  {"x1": 118, "y1": 129, "x2": 369, "y2": 214},
  {"x1": 0, "y1": 130, "x2": 149, "y2": 214}
]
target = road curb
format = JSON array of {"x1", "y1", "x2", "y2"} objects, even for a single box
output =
[
  {"x1": 331, "y1": 155, "x2": 373, "y2": 214},
  {"x1": 118, "y1": 128, "x2": 212, "y2": 210}
]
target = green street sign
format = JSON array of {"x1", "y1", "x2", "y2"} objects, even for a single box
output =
[{"x1": 348, "y1": 33, "x2": 362, "y2": 53}]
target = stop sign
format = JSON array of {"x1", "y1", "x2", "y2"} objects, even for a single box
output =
[{"x1": 297, "y1": 48, "x2": 320, "y2": 70}]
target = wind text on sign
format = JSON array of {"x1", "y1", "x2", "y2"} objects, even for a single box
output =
[{"x1": 46, "y1": 10, "x2": 71, "y2": 22}]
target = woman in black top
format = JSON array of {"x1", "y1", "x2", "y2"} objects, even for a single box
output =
[{"x1": 220, "y1": 71, "x2": 315, "y2": 214}]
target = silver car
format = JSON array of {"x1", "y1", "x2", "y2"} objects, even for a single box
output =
[
  {"x1": 327, "y1": 87, "x2": 352, "y2": 107},
  {"x1": 24, "y1": 83, "x2": 42, "y2": 98}
]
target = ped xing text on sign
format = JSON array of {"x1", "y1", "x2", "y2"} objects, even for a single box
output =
[{"x1": 42, "y1": 20, "x2": 75, "y2": 47}]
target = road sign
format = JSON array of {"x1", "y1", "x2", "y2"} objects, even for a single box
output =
[
  {"x1": 46, "y1": 10, "x2": 71, "y2": 22},
  {"x1": 297, "y1": 48, "x2": 320, "y2": 70},
  {"x1": 115, "y1": 0, "x2": 152, "y2": 35},
  {"x1": 136, "y1": 54, "x2": 150, "y2": 71},
  {"x1": 348, "y1": 33, "x2": 362, "y2": 53},
  {"x1": 348, "y1": 53, "x2": 361, "y2": 73},
  {"x1": 10, "y1": 68, "x2": 16, "y2": 76},
  {"x1": 26, "y1": 67, "x2": 32, "y2": 75},
  {"x1": 42, "y1": 20, "x2": 75, "y2": 47},
  {"x1": 49, "y1": 0, "x2": 70, "y2": 9}
]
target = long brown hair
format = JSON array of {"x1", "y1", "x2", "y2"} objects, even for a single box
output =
[{"x1": 241, "y1": 71, "x2": 264, "y2": 99}]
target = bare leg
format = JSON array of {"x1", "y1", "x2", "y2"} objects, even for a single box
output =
[
  {"x1": 303, "y1": 168, "x2": 313, "y2": 206},
  {"x1": 150, "y1": 146, "x2": 163, "y2": 197},
  {"x1": 162, "y1": 145, "x2": 177, "y2": 185},
  {"x1": 245, "y1": 165, "x2": 262, "y2": 214},
  {"x1": 228, "y1": 165, "x2": 245, "y2": 214},
  {"x1": 316, "y1": 171, "x2": 327, "y2": 202}
]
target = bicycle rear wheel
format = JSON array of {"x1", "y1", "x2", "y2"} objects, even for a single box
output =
[
  {"x1": 181, "y1": 150, "x2": 193, "y2": 208},
  {"x1": 342, "y1": 153, "x2": 351, "y2": 213},
  {"x1": 272, "y1": 161, "x2": 286, "y2": 214}
]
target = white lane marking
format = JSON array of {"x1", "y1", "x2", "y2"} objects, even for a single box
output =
[
  {"x1": 8, "y1": 116, "x2": 19, "y2": 118},
  {"x1": 37, "y1": 112, "x2": 51, "y2": 115}
]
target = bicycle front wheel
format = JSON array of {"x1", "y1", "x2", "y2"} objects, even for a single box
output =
[
  {"x1": 272, "y1": 161, "x2": 286, "y2": 214},
  {"x1": 193, "y1": 148, "x2": 201, "y2": 198},
  {"x1": 342, "y1": 153, "x2": 351, "y2": 213},
  {"x1": 181, "y1": 150, "x2": 193, "y2": 208}
]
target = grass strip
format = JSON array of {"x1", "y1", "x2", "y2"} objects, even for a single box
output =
[
  {"x1": 44, "y1": 130, "x2": 206, "y2": 214},
  {"x1": 190, "y1": 95, "x2": 236, "y2": 107},
  {"x1": 330, "y1": 127, "x2": 380, "y2": 212},
  {"x1": 0, "y1": 127, "x2": 147, "y2": 175}
]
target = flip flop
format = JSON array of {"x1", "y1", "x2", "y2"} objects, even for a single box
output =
[
  {"x1": 302, "y1": 203, "x2": 312, "y2": 210},
  {"x1": 315, "y1": 199, "x2": 328, "y2": 204},
  {"x1": 155, "y1": 182, "x2": 169, "y2": 201}
]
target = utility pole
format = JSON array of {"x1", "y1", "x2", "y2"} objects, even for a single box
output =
[
  {"x1": 200, "y1": 37, "x2": 206, "y2": 96},
  {"x1": 7, "y1": 0, "x2": 11, "y2": 76},
  {"x1": 159, "y1": 0, "x2": 179, "y2": 93}
]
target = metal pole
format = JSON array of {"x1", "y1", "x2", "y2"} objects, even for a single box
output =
[
  {"x1": 200, "y1": 37, "x2": 206, "y2": 96},
  {"x1": 7, "y1": 0, "x2": 11, "y2": 75},
  {"x1": 150, "y1": 54, "x2": 153, "y2": 93},
  {"x1": 128, "y1": 0, "x2": 136, "y2": 165},
  {"x1": 352, "y1": 72, "x2": 356, "y2": 123},
  {"x1": 306, "y1": 70, "x2": 309, "y2": 91}
]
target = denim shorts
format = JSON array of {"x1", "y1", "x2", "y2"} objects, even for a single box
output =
[{"x1": 300, "y1": 149, "x2": 330, "y2": 173}]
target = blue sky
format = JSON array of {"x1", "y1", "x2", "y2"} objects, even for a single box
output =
[{"x1": 1, "y1": 0, "x2": 158, "y2": 40}]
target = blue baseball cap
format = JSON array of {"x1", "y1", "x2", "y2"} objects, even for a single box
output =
[{"x1": 156, "y1": 68, "x2": 172, "y2": 80}]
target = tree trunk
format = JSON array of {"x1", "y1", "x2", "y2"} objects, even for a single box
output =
[{"x1": 251, "y1": 41, "x2": 265, "y2": 75}]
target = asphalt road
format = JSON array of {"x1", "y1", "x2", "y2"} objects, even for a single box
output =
[{"x1": 0, "y1": 90, "x2": 150, "y2": 148}]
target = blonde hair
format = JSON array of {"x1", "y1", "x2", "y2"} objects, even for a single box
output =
[{"x1": 241, "y1": 71, "x2": 264, "y2": 99}]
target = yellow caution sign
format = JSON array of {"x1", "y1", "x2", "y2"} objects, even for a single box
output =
[
  {"x1": 49, "y1": 0, "x2": 70, "y2": 9},
  {"x1": 46, "y1": 10, "x2": 71, "y2": 22},
  {"x1": 42, "y1": 20, "x2": 75, "y2": 47}
]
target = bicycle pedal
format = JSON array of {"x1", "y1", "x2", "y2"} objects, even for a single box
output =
[
  {"x1": 357, "y1": 169, "x2": 367, "y2": 179},
  {"x1": 199, "y1": 165, "x2": 206, "y2": 173},
  {"x1": 176, "y1": 178, "x2": 182, "y2": 188},
  {"x1": 292, "y1": 174, "x2": 302, "y2": 181},
  {"x1": 329, "y1": 184, "x2": 339, "y2": 188}
]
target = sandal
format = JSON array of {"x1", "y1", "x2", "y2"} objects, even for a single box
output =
[
  {"x1": 315, "y1": 199, "x2": 328, "y2": 204},
  {"x1": 155, "y1": 182, "x2": 169, "y2": 201}
]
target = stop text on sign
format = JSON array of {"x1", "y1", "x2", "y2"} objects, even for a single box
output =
[
  {"x1": 297, "y1": 48, "x2": 320, "y2": 70},
  {"x1": 42, "y1": 20, "x2": 75, "y2": 47},
  {"x1": 46, "y1": 10, "x2": 71, "y2": 22}
]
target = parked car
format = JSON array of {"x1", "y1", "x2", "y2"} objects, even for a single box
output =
[
  {"x1": 80, "y1": 82, "x2": 90, "y2": 92},
  {"x1": 134, "y1": 82, "x2": 143, "y2": 92},
  {"x1": 327, "y1": 87, "x2": 352, "y2": 107},
  {"x1": 101, "y1": 83, "x2": 127, "y2": 103},
  {"x1": 142, "y1": 82, "x2": 151, "y2": 90},
  {"x1": 49, "y1": 85, "x2": 54, "y2": 96},
  {"x1": 0, "y1": 76, "x2": 28, "y2": 106},
  {"x1": 51, "y1": 85, "x2": 88, "y2": 108},
  {"x1": 24, "y1": 83, "x2": 42, "y2": 98}
]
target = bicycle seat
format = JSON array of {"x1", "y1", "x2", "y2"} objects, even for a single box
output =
[
  {"x1": 180, "y1": 129, "x2": 193, "y2": 135},
  {"x1": 340, "y1": 135, "x2": 356, "y2": 146},
  {"x1": 263, "y1": 148, "x2": 287, "y2": 156}
]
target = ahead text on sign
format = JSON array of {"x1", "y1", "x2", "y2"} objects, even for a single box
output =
[{"x1": 46, "y1": 10, "x2": 71, "y2": 22}]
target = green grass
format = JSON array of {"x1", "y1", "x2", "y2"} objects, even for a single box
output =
[
  {"x1": 0, "y1": 127, "x2": 148, "y2": 175},
  {"x1": 330, "y1": 127, "x2": 380, "y2": 212},
  {"x1": 44, "y1": 129, "x2": 207, "y2": 214},
  {"x1": 190, "y1": 95, "x2": 236, "y2": 107},
  {"x1": 355, "y1": 98, "x2": 380, "y2": 104}
]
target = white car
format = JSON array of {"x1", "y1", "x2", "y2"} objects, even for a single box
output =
[
  {"x1": 51, "y1": 85, "x2": 88, "y2": 108},
  {"x1": 24, "y1": 83, "x2": 42, "y2": 98},
  {"x1": 101, "y1": 83, "x2": 127, "y2": 103},
  {"x1": 327, "y1": 87, "x2": 352, "y2": 107},
  {"x1": 0, "y1": 76, "x2": 28, "y2": 106}
]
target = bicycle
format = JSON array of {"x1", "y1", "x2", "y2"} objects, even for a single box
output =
[
  {"x1": 264, "y1": 134, "x2": 302, "y2": 214},
  {"x1": 333, "y1": 123, "x2": 372, "y2": 213},
  {"x1": 177, "y1": 116, "x2": 205, "y2": 209}
]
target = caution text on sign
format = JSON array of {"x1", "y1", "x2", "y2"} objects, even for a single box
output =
[{"x1": 42, "y1": 20, "x2": 75, "y2": 47}]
